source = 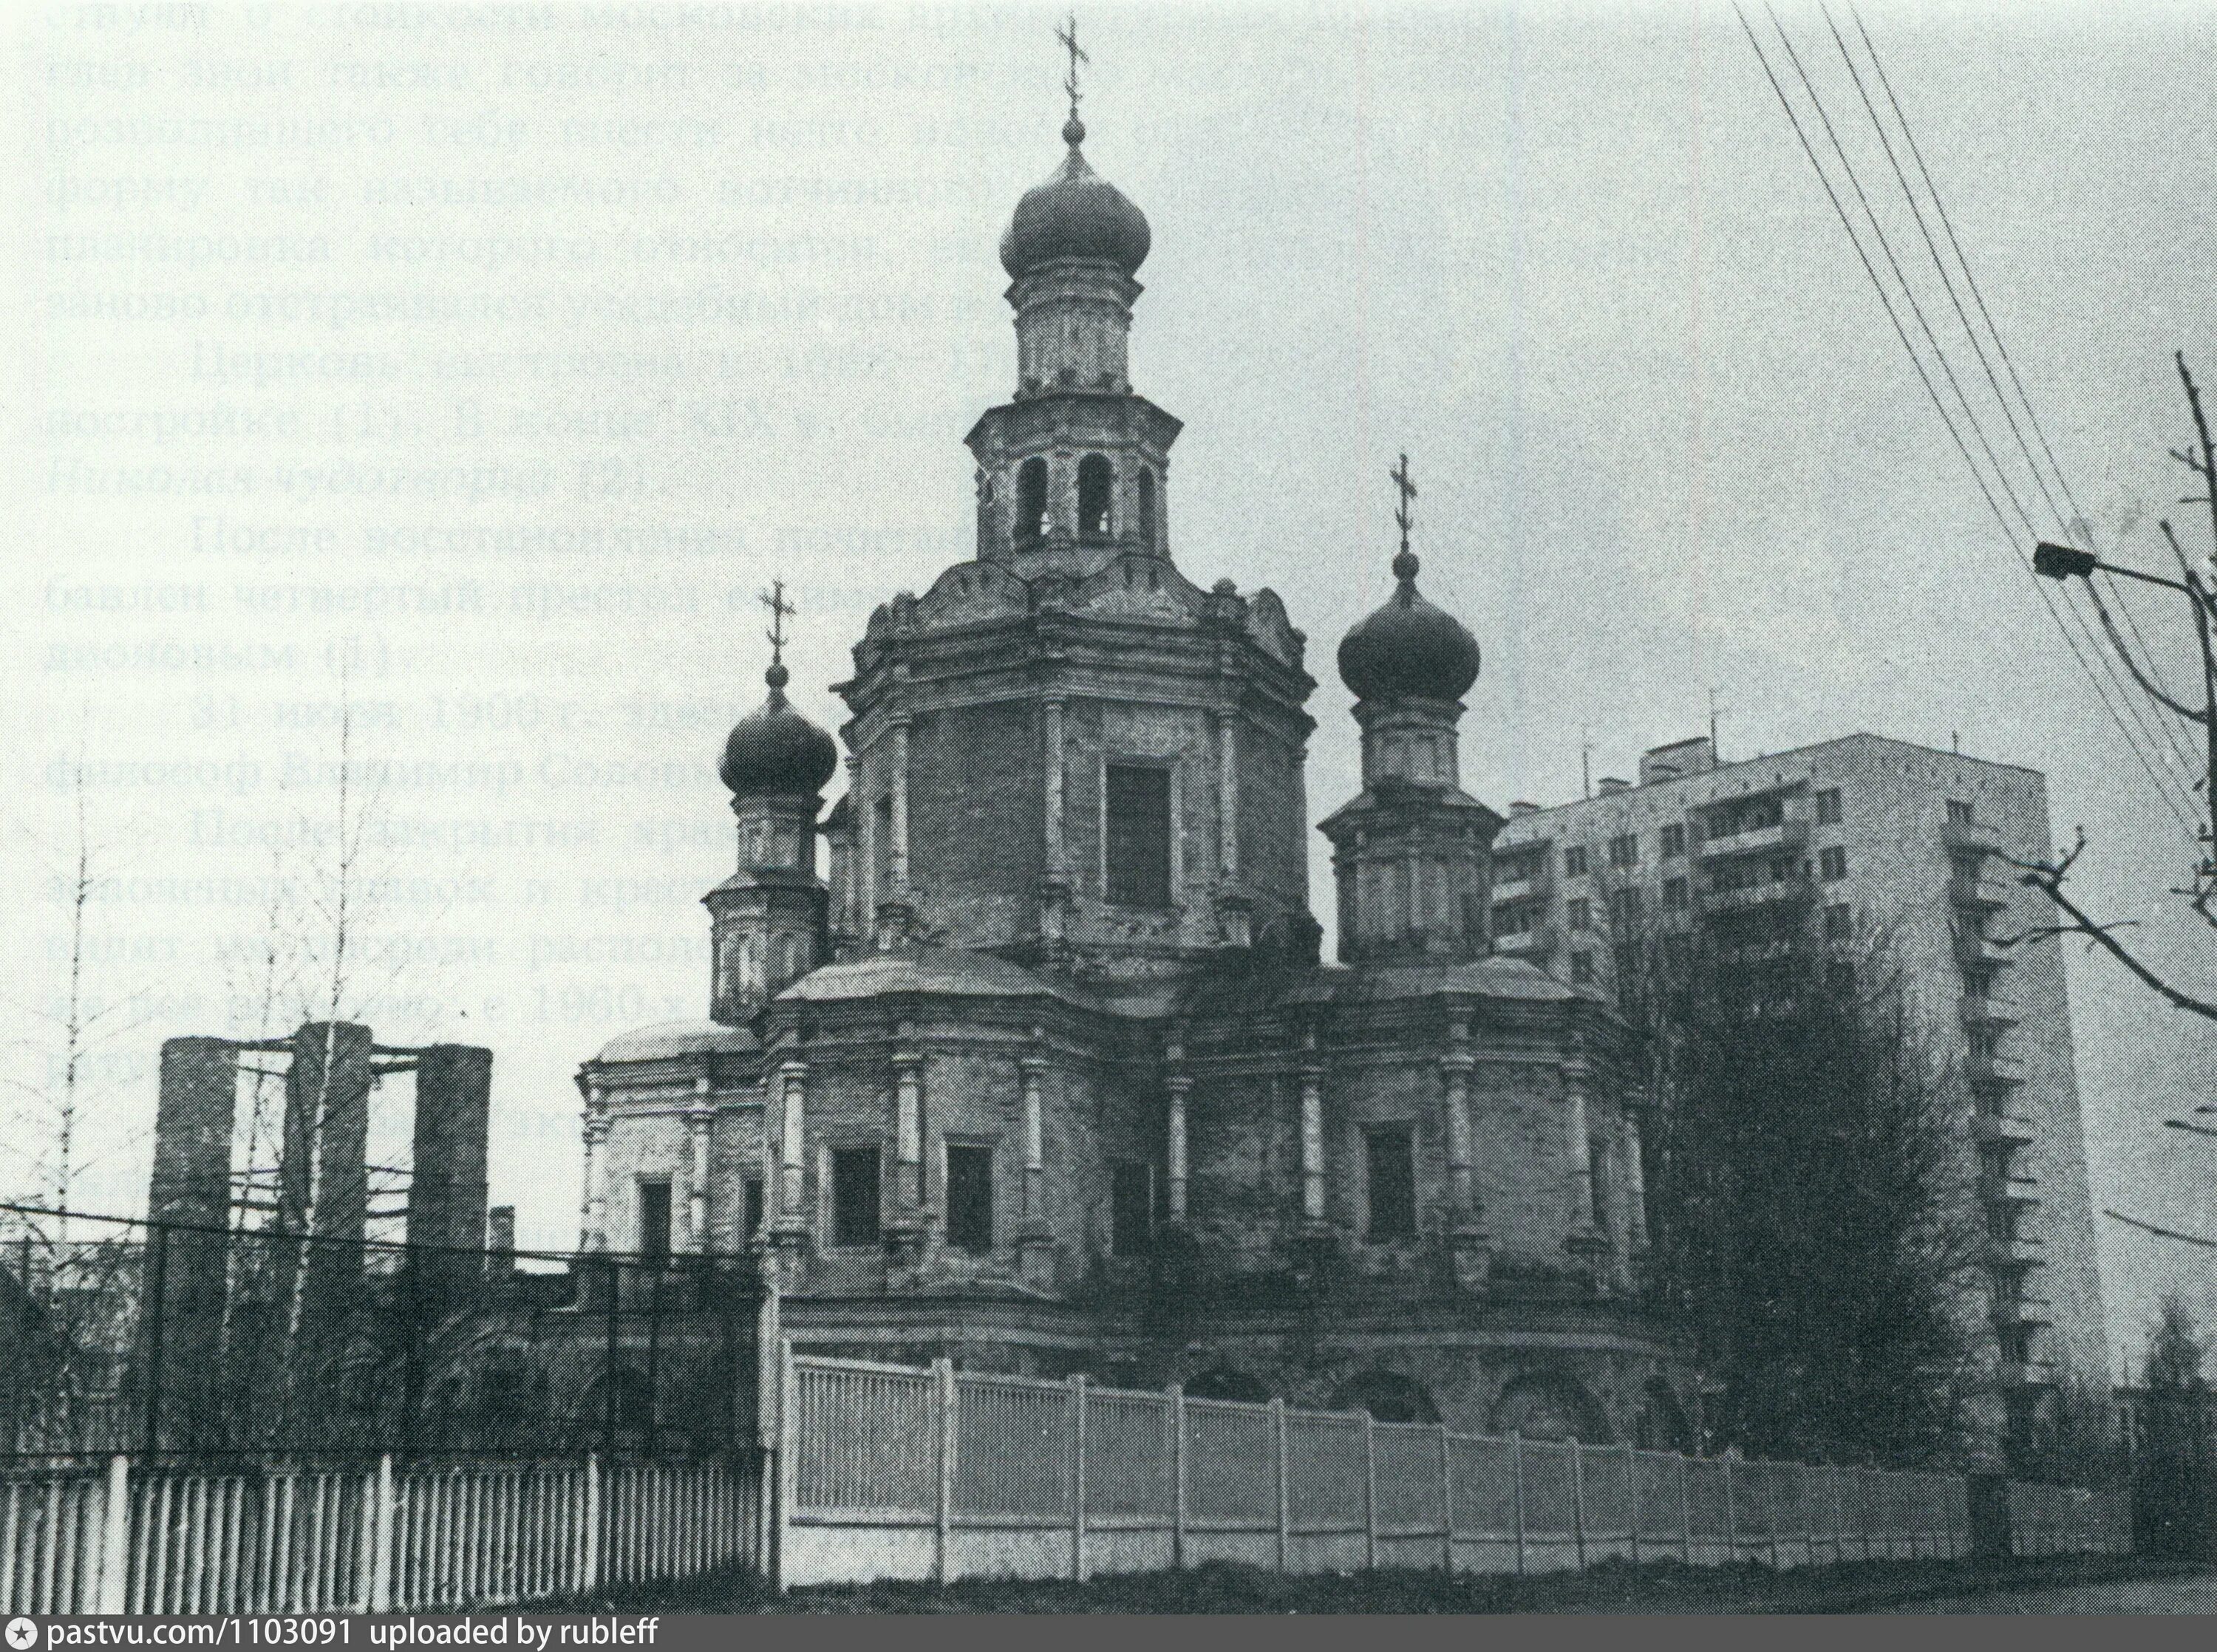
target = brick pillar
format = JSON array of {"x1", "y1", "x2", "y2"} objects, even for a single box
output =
[
  {"x1": 409, "y1": 1042, "x2": 491, "y2": 1305},
  {"x1": 1298, "y1": 1028, "x2": 1326, "y2": 1229},
  {"x1": 283, "y1": 1022, "x2": 373, "y2": 1340},
  {"x1": 149, "y1": 1037, "x2": 238, "y2": 1444}
]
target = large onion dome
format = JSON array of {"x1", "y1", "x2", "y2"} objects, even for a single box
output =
[
  {"x1": 718, "y1": 663, "x2": 839, "y2": 798},
  {"x1": 1337, "y1": 550, "x2": 1482, "y2": 703},
  {"x1": 1000, "y1": 117, "x2": 1151, "y2": 279}
]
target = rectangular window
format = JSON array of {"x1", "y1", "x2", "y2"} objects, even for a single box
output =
[
  {"x1": 947, "y1": 1144, "x2": 995, "y2": 1253},
  {"x1": 1110, "y1": 1160, "x2": 1153, "y2": 1257},
  {"x1": 1663, "y1": 876, "x2": 1688, "y2": 910},
  {"x1": 1364, "y1": 1125, "x2": 1417, "y2": 1241},
  {"x1": 1612, "y1": 942, "x2": 1639, "y2": 984},
  {"x1": 1587, "y1": 1137, "x2": 1610, "y2": 1230},
  {"x1": 1815, "y1": 788, "x2": 1843, "y2": 825},
  {"x1": 743, "y1": 1177, "x2": 766, "y2": 1239},
  {"x1": 1609, "y1": 832, "x2": 1639, "y2": 869},
  {"x1": 1567, "y1": 896, "x2": 1591, "y2": 931},
  {"x1": 1609, "y1": 887, "x2": 1642, "y2": 926},
  {"x1": 1570, "y1": 950, "x2": 1595, "y2": 985},
  {"x1": 1562, "y1": 844, "x2": 1589, "y2": 878},
  {"x1": 1819, "y1": 845, "x2": 1848, "y2": 882},
  {"x1": 637, "y1": 1179, "x2": 672, "y2": 1263},
  {"x1": 1825, "y1": 901, "x2": 1851, "y2": 940},
  {"x1": 1492, "y1": 903, "x2": 1531, "y2": 937},
  {"x1": 872, "y1": 794, "x2": 894, "y2": 894},
  {"x1": 1947, "y1": 798, "x2": 1975, "y2": 825},
  {"x1": 831, "y1": 1147, "x2": 881, "y2": 1248},
  {"x1": 1105, "y1": 763, "x2": 1174, "y2": 907},
  {"x1": 1661, "y1": 822, "x2": 1686, "y2": 858}
]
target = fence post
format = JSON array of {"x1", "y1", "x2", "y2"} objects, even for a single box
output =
[
  {"x1": 1068, "y1": 1373, "x2": 1087, "y2": 1584},
  {"x1": 96, "y1": 1454, "x2": 131, "y2": 1614},
  {"x1": 1765, "y1": 1465, "x2": 1780, "y2": 1569},
  {"x1": 933, "y1": 1358, "x2": 956, "y2": 1587},
  {"x1": 1270, "y1": 1397, "x2": 1288, "y2": 1574},
  {"x1": 1510, "y1": 1432, "x2": 1526, "y2": 1577},
  {"x1": 1168, "y1": 1385, "x2": 1185, "y2": 1572},
  {"x1": 582, "y1": 1453, "x2": 602, "y2": 1594},
  {"x1": 367, "y1": 1453, "x2": 395, "y2": 1613},
  {"x1": 1569, "y1": 1438, "x2": 1587, "y2": 1571},
  {"x1": 1437, "y1": 1421, "x2": 1454, "y2": 1572},
  {"x1": 1723, "y1": 1456, "x2": 1739, "y2": 1563},
  {"x1": 1624, "y1": 1441, "x2": 1640, "y2": 1566},
  {"x1": 1677, "y1": 1453, "x2": 1692, "y2": 1564},
  {"x1": 1362, "y1": 1411, "x2": 1377, "y2": 1572}
]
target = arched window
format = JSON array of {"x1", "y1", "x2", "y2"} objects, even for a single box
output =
[
  {"x1": 1329, "y1": 1371, "x2": 1440, "y2": 1424},
  {"x1": 1016, "y1": 457, "x2": 1048, "y2": 545},
  {"x1": 1077, "y1": 454, "x2": 1114, "y2": 539},
  {"x1": 1136, "y1": 468, "x2": 1157, "y2": 547},
  {"x1": 1184, "y1": 1367, "x2": 1271, "y2": 1404}
]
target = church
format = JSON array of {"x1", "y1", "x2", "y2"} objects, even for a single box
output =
[{"x1": 575, "y1": 83, "x2": 1689, "y2": 1447}]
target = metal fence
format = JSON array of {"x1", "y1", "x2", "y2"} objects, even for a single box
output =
[
  {"x1": 0, "y1": 1452, "x2": 760, "y2": 1614},
  {"x1": 772, "y1": 1346, "x2": 2123, "y2": 1588}
]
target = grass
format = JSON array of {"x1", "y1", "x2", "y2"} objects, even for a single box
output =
[{"x1": 550, "y1": 1551, "x2": 2170, "y2": 1614}]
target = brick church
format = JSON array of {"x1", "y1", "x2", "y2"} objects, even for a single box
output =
[{"x1": 576, "y1": 92, "x2": 1689, "y2": 1446}]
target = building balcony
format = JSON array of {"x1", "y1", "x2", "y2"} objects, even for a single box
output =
[
  {"x1": 1992, "y1": 1297, "x2": 2054, "y2": 1331},
  {"x1": 1697, "y1": 817, "x2": 1809, "y2": 861},
  {"x1": 1490, "y1": 868, "x2": 1550, "y2": 906},
  {"x1": 1959, "y1": 992, "x2": 2022, "y2": 1029},
  {"x1": 1697, "y1": 878, "x2": 1816, "y2": 918},
  {"x1": 1996, "y1": 1361, "x2": 2056, "y2": 1390},
  {"x1": 1967, "y1": 1050, "x2": 2025, "y2": 1087},
  {"x1": 1949, "y1": 870, "x2": 2015, "y2": 911},
  {"x1": 1971, "y1": 1110, "x2": 2037, "y2": 1147},
  {"x1": 1980, "y1": 1171, "x2": 2041, "y2": 1208},
  {"x1": 1982, "y1": 1235, "x2": 2044, "y2": 1270},
  {"x1": 1954, "y1": 926, "x2": 2015, "y2": 969},
  {"x1": 1942, "y1": 816, "x2": 2006, "y2": 856},
  {"x1": 1491, "y1": 924, "x2": 1556, "y2": 959}
]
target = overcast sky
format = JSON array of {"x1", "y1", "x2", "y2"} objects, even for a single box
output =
[{"x1": 5, "y1": 1, "x2": 2212, "y2": 1374}]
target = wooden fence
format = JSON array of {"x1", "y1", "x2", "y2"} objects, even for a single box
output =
[
  {"x1": 771, "y1": 1347, "x2": 2123, "y2": 1588},
  {"x1": 0, "y1": 1453, "x2": 760, "y2": 1614}
]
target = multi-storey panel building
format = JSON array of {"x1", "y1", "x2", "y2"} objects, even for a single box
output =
[{"x1": 1492, "y1": 733, "x2": 2109, "y2": 1454}]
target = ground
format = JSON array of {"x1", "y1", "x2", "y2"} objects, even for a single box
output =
[{"x1": 568, "y1": 1554, "x2": 2205, "y2": 1614}]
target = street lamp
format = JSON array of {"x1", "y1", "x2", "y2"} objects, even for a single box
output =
[{"x1": 2033, "y1": 540, "x2": 2201, "y2": 601}]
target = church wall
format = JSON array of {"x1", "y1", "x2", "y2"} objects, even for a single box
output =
[
  {"x1": 1321, "y1": 1052, "x2": 1457, "y2": 1286},
  {"x1": 705, "y1": 1097, "x2": 767, "y2": 1254},
  {"x1": 1470, "y1": 1059, "x2": 1584, "y2": 1274},
  {"x1": 1185, "y1": 1068, "x2": 1298, "y2": 1277},
  {"x1": 1236, "y1": 720, "x2": 1309, "y2": 918},
  {"x1": 597, "y1": 1105, "x2": 693, "y2": 1257},
  {"x1": 905, "y1": 700, "x2": 1044, "y2": 947}
]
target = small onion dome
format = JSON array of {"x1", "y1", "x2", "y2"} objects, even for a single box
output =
[
  {"x1": 999, "y1": 117, "x2": 1151, "y2": 279},
  {"x1": 718, "y1": 662, "x2": 839, "y2": 798},
  {"x1": 1337, "y1": 550, "x2": 1482, "y2": 703}
]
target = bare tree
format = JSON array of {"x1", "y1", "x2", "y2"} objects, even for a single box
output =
[{"x1": 2131, "y1": 1297, "x2": 2214, "y2": 1559}]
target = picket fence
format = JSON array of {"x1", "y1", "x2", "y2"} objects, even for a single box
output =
[
  {"x1": 771, "y1": 1348, "x2": 2122, "y2": 1588},
  {"x1": 0, "y1": 1453, "x2": 760, "y2": 1615}
]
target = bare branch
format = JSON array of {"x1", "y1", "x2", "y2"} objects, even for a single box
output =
[
  {"x1": 2105, "y1": 1206, "x2": 2217, "y2": 1250},
  {"x1": 2008, "y1": 836, "x2": 2217, "y2": 1022}
]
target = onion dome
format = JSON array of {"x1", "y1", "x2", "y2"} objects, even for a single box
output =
[
  {"x1": 718, "y1": 661, "x2": 839, "y2": 798},
  {"x1": 1000, "y1": 117, "x2": 1151, "y2": 279},
  {"x1": 1338, "y1": 550, "x2": 1482, "y2": 703}
]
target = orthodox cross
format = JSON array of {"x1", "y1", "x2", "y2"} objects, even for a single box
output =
[
  {"x1": 1058, "y1": 13, "x2": 1088, "y2": 123},
  {"x1": 1391, "y1": 452, "x2": 1417, "y2": 558},
  {"x1": 760, "y1": 578, "x2": 795, "y2": 665}
]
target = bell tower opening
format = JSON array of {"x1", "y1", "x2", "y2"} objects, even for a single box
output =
[
  {"x1": 1136, "y1": 468, "x2": 1156, "y2": 549},
  {"x1": 1017, "y1": 457, "x2": 1049, "y2": 547},
  {"x1": 1077, "y1": 454, "x2": 1114, "y2": 539}
]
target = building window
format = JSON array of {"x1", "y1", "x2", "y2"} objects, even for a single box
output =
[
  {"x1": 1077, "y1": 453, "x2": 1114, "y2": 539},
  {"x1": 1608, "y1": 832, "x2": 1639, "y2": 869},
  {"x1": 1969, "y1": 1024, "x2": 2001, "y2": 1059},
  {"x1": 1493, "y1": 903, "x2": 1532, "y2": 937},
  {"x1": 1825, "y1": 901, "x2": 1851, "y2": 941},
  {"x1": 1663, "y1": 876, "x2": 1688, "y2": 910},
  {"x1": 831, "y1": 1147, "x2": 881, "y2": 1248},
  {"x1": 1825, "y1": 960, "x2": 1856, "y2": 995},
  {"x1": 1136, "y1": 468, "x2": 1157, "y2": 547},
  {"x1": 946, "y1": 1144, "x2": 994, "y2": 1253},
  {"x1": 743, "y1": 1178, "x2": 765, "y2": 1240},
  {"x1": 637, "y1": 1179, "x2": 672, "y2": 1263},
  {"x1": 1364, "y1": 1125, "x2": 1417, "y2": 1241},
  {"x1": 1570, "y1": 950, "x2": 1595, "y2": 985},
  {"x1": 1105, "y1": 762, "x2": 1174, "y2": 907},
  {"x1": 1609, "y1": 887, "x2": 1642, "y2": 926},
  {"x1": 1819, "y1": 845, "x2": 1848, "y2": 882},
  {"x1": 1815, "y1": 787, "x2": 1843, "y2": 825},
  {"x1": 1661, "y1": 822, "x2": 1686, "y2": 858},
  {"x1": 1110, "y1": 1160, "x2": 1152, "y2": 1256},
  {"x1": 1587, "y1": 1137, "x2": 1609, "y2": 1230},
  {"x1": 1563, "y1": 844, "x2": 1589, "y2": 878},
  {"x1": 1567, "y1": 897, "x2": 1591, "y2": 931},
  {"x1": 1015, "y1": 457, "x2": 1049, "y2": 544},
  {"x1": 1947, "y1": 798, "x2": 1975, "y2": 825},
  {"x1": 872, "y1": 794, "x2": 894, "y2": 892},
  {"x1": 1612, "y1": 942, "x2": 1639, "y2": 984}
]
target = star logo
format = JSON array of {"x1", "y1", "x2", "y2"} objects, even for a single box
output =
[{"x1": 7, "y1": 1617, "x2": 38, "y2": 1651}]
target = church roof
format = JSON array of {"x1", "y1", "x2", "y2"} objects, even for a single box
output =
[
  {"x1": 1000, "y1": 117, "x2": 1151, "y2": 279},
  {"x1": 590, "y1": 1020, "x2": 759, "y2": 1065},
  {"x1": 775, "y1": 945, "x2": 1106, "y2": 1010},
  {"x1": 1176, "y1": 953, "x2": 1579, "y2": 1018}
]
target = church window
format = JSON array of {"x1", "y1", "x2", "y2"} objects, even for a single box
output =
[
  {"x1": 636, "y1": 1179, "x2": 672, "y2": 1264},
  {"x1": 1106, "y1": 762, "x2": 1174, "y2": 907},
  {"x1": 1111, "y1": 1160, "x2": 1153, "y2": 1255},
  {"x1": 1365, "y1": 1124, "x2": 1417, "y2": 1241},
  {"x1": 1136, "y1": 468, "x2": 1157, "y2": 547},
  {"x1": 743, "y1": 1178, "x2": 765, "y2": 1240},
  {"x1": 1016, "y1": 457, "x2": 1049, "y2": 545},
  {"x1": 831, "y1": 1147, "x2": 881, "y2": 1247},
  {"x1": 872, "y1": 794, "x2": 893, "y2": 892},
  {"x1": 1587, "y1": 1138, "x2": 1610, "y2": 1230},
  {"x1": 947, "y1": 1144, "x2": 994, "y2": 1252},
  {"x1": 1077, "y1": 454, "x2": 1114, "y2": 538}
]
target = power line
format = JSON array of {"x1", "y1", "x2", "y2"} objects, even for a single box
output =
[
  {"x1": 1837, "y1": 5, "x2": 2207, "y2": 797},
  {"x1": 1736, "y1": 5, "x2": 2204, "y2": 843}
]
